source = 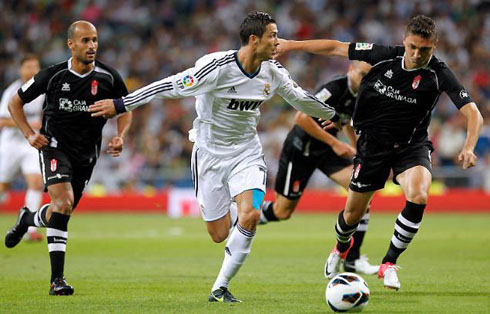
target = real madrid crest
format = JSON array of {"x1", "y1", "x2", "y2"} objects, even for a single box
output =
[{"x1": 263, "y1": 83, "x2": 271, "y2": 96}]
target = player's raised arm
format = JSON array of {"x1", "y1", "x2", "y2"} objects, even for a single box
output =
[
  {"x1": 457, "y1": 102, "x2": 483, "y2": 169},
  {"x1": 89, "y1": 56, "x2": 222, "y2": 118},
  {"x1": 278, "y1": 38, "x2": 349, "y2": 57},
  {"x1": 8, "y1": 93, "x2": 48, "y2": 149}
]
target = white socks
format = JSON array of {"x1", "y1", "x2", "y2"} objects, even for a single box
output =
[
  {"x1": 212, "y1": 224, "x2": 255, "y2": 291},
  {"x1": 25, "y1": 189, "x2": 42, "y2": 234}
]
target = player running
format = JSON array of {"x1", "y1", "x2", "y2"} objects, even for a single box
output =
[
  {"x1": 89, "y1": 11, "x2": 340, "y2": 303},
  {"x1": 5, "y1": 21, "x2": 132, "y2": 295},
  {"x1": 0, "y1": 54, "x2": 44, "y2": 242},
  {"x1": 278, "y1": 15, "x2": 483, "y2": 290},
  {"x1": 260, "y1": 61, "x2": 379, "y2": 275}
]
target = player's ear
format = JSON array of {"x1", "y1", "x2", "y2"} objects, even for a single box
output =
[{"x1": 67, "y1": 38, "x2": 73, "y2": 50}]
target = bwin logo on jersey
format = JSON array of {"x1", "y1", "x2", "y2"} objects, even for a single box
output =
[{"x1": 226, "y1": 99, "x2": 263, "y2": 111}]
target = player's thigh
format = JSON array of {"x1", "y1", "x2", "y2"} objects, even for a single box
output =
[
  {"x1": 328, "y1": 166, "x2": 354, "y2": 190},
  {"x1": 191, "y1": 146, "x2": 233, "y2": 224},
  {"x1": 0, "y1": 144, "x2": 22, "y2": 183},
  {"x1": 71, "y1": 158, "x2": 97, "y2": 210},
  {"x1": 318, "y1": 150, "x2": 353, "y2": 190},
  {"x1": 274, "y1": 142, "x2": 316, "y2": 199},
  {"x1": 349, "y1": 134, "x2": 392, "y2": 193}
]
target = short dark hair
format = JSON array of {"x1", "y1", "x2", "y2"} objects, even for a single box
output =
[
  {"x1": 239, "y1": 11, "x2": 276, "y2": 45},
  {"x1": 20, "y1": 53, "x2": 39, "y2": 65},
  {"x1": 405, "y1": 15, "x2": 438, "y2": 41}
]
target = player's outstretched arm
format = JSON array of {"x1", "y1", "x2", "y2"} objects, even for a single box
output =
[
  {"x1": 295, "y1": 112, "x2": 355, "y2": 158},
  {"x1": 8, "y1": 93, "x2": 48, "y2": 149},
  {"x1": 457, "y1": 102, "x2": 484, "y2": 169},
  {"x1": 278, "y1": 39, "x2": 350, "y2": 57}
]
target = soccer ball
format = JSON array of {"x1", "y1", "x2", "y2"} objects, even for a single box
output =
[{"x1": 325, "y1": 272, "x2": 370, "y2": 312}]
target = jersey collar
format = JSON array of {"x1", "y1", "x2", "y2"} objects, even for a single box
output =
[
  {"x1": 68, "y1": 57, "x2": 95, "y2": 77},
  {"x1": 234, "y1": 51, "x2": 261, "y2": 79},
  {"x1": 401, "y1": 55, "x2": 433, "y2": 71}
]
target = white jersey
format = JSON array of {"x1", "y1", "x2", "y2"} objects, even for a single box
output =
[
  {"x1": 120, "y1": 50, "x2": 337, "y2": 156},
  {"x1": 0, "y1": 79, "x2": 44, "y2": 144}
]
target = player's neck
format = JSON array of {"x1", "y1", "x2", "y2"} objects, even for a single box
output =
[
  {"x1": 237, "y1": 48, "x2": 262, "y2": 75},
  {"x1": 70, "y1": 58, "x2": 94, "y2": 75}
]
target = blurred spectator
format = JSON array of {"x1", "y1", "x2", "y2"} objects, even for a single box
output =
[{"x1": 0, "y1": 0, "x2": 488, "y2": 191}]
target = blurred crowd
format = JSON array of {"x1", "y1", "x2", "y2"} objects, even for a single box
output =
[{"x1": 1, "y1": 0, "x2": 489, "y2": 192}]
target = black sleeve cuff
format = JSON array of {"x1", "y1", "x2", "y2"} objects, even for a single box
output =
[
  {"x1": 330, "y1": 113, "x2": 340, "y2": 122},
  {"x1": 114, "y1": 98, "x2": 127, "y2": 114}
]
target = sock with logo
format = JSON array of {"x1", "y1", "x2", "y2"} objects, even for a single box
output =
[
  {"x1": 47, "y1": 212, "x2": 70, "y2": 282},
  {"x1": 211, "y1": 224, "x2": 255, "y2": 291},
  {"x1": 382, "y1": 201, "x2": 425, "y2": 264}
]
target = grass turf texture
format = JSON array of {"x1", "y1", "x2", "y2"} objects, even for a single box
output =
[{"x1": 0, "y1": 213, "x2": 489, "y2": 313}]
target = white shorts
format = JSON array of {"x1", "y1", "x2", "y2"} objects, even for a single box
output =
[
  {"x1": 0, "y1": 141, "x2": 41, "y2": 182},
  {"x1": 191, "y1": 144, "x2": 267, "y2": 222}
]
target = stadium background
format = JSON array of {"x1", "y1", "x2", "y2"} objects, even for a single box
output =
[{"x1": 1, "y1": 0, "x2": 489, "y2": 213}]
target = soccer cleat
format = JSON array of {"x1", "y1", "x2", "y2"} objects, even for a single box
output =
[
  {"x1": 5, "y1": 207, "x2": 30, "y2": 248},
  {"x1": 49, "y1": 277, "x2": 74, "y2": 296},
  {"x1": 378, "y1": 262, "x2": 401, "y2": 290},
  {"x1": 324, "y1": 238, "x2": 354, "y2": 279},
  {"x1": 344, "y1": 255, "x2": 380, "y2": 275},
  {"x1": 208, "y1": 286, "x2": 241, "y2": 303}
]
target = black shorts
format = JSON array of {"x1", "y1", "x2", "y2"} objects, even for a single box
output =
[
  {"x1": 39, "y1": 147, "x2": 97, "y2": 209},
  {"x1": 349, "y1": 133, "x2": 434, "y2": 193},
  {"x1": 275, "y1": 138, "x2": 352, "y2": 199}
]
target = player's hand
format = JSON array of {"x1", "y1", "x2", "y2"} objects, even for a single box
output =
[
  {"x1": 89, "y1": 99, "x2": 117, "y2": 119},
  {"x1": 27, "y1": 132, "x2": 48, "y2": 149},
  {"x1": 107, "y1": 136, "x2": 123, "y2": 157},
  {"x1": 276, "y1": 38, "x2": 291, "y2": 57},
  {"x1": 458, "y1": 149, "x2": 477, "y2": 169},
  {"x1": 332, "y1": 141, "x2": 356, "y2": 159},
  {"x1": 320, "y1": 119, "x2": 342, "y2": 131}
]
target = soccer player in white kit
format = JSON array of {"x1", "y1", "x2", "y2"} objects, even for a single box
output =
[
  {"x1": 0, "y1": 55, "x2": 44, "y2": 241},
  {"x1": 89, "y1": 11, "x2": 340, "y2": 302}
]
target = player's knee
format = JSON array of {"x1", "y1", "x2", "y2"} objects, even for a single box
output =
[
  {"x1": 275, "y1": 205, "x2": 294, "y2": 220},
  {"x1": 343, "y1": 209, "x2": 363, "y2": 225},
  {"x1": 51, "y1": 196, "x2": 74, "y2": 215},
  {"x1": 239, "y1": 209, "x2": 261, "y2": 228},
  {"x1": 409, "y1": 191, "x2": 428, "y2": 205},
  {"x1": 209, "y1": 229, "x2": 228, "y2": 243}
]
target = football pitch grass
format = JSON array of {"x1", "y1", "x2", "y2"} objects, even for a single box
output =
[{"x1": 0, "y1": 212, "x2": 489, "y2": 313}]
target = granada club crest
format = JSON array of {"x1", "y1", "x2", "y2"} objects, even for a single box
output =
[
  {"x1": 91, "y1": 80, "x2": 98, "y2": 96},
  {"x1": 292, "y1": 180, "x2": 300, "y2": 193},
  {"x1": 353, "y1": 163, "x2": 361, "y2": 179},
  {"x1": 50, "y1": 159, "x2": 58, "y2": 172},
  {"x1": 412, "y1": 75, "x2": 421, "y2": 90}
]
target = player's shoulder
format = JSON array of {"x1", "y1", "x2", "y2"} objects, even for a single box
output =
[
  {"x1": 195, "y1": 50, "x2": 236, "y2": 68},
  {"x1": 326, "y1": 75, "x2": 348, "y2": 89},
  {"x1": 427, "y1": 55, "x2": 449, "y2": 72},
  {"x1": 94, "y1": 60, "x2": 123, "y2": 81},
  {"x1": 40, "y1": 60, "x2": 69, "y2": 78}
]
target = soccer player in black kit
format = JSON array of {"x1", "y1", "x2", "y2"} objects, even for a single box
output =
[
  {"x1": 278, "y1": 15, "x2": 483, "y2": 290},
  {"x1": 259, "y1": 61, "x2": 380, "y2": 275},
  {"x1": 5, "y1": 21, "x2": 132, "y2": 295}
]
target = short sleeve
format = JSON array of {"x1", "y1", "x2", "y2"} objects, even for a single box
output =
[
  {"x1": 348, "y1": 43, "x2": 404, "y2": 65},
  {"x1": 437, "y1": 64, "x2": 473, "y2": 109},
  {"x1": 18, "y1": 67, "x2": 51, "y2": 104}
]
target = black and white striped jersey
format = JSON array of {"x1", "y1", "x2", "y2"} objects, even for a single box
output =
[
  {"x1": 348, "y1": 43, "x2": 473, "y2": 144},
  {"x1": 18, "y1": 58, "x2": 128, "y2": 161},
  {"x1": 115, "y1": 50, "x2": 337, "y2": 156}
]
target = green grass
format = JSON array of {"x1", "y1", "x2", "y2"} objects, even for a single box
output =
[{"x1": 0, "y1": 212, "x2": 489, "y2": 313}]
